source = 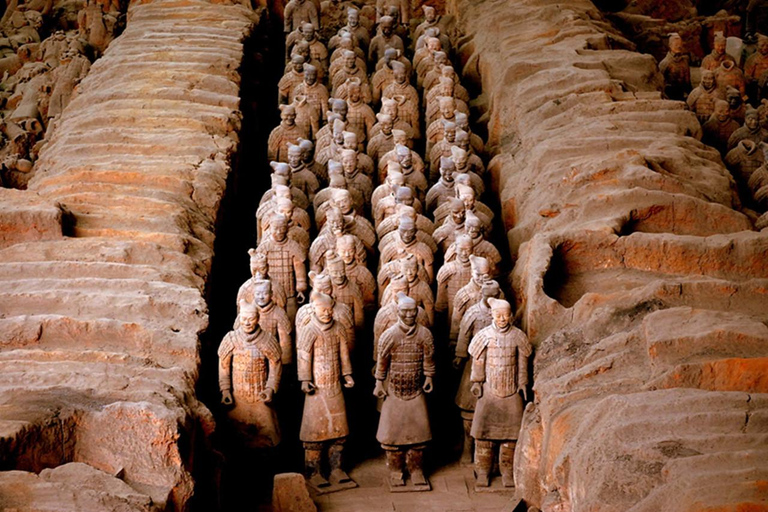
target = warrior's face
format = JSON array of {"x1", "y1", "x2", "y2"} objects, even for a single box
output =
[
  {"x1": 398, "y1": 304, "x2": 417, "y2": 326},
  {"x1": 305, "y1": 67, "x2": 317, "y2": 85},
  {"x1": 313, "y1": 301, "x2": 334, "y2": 323},
  {"x1": 400, "y1": 224, "x2": 416, "y2": 244},
  {"x1": 254, "y1": 285, "x2": 272, "y2": 307},
  {"x1": 240, "y1": 311, "x2": 259, "y2": 334},
  {"x1": 492, "y1": 308, "x2": 511, "y2": 330},
  {"x1": 329, "y1": 266, "x2": 346, "y2": 285}
]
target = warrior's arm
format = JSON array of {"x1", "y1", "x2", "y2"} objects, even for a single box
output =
[
  {"x1": 268, "y1": 356, "x2": 282, "y2": 393},
  {"x1": 293, "y1": 253, "x2": 308, "y2": 292},
  {"x1": 470, "y1": 346, "x2": 487, "y2": 384},
  {"x1": 340, "y1": 330, "x2": 353, "y2": 377},
  {"x1": 278, "y1": 317, "x2": 293, "y2": 365},
  {"x1": 219, "y1": 352, "x2": 232, "y2": 392},
  {"x1": 423, "y1": 333, "x2": 436, "y2": 378}
]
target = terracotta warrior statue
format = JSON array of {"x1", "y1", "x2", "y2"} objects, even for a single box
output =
[
  {"x1": 379, "y1": 214, "x2": 435, "y2": 282},
  {"x1": 279, "y1": 55, "x2": 304, "y2": 105},
  {"x1": 284, "y1": 0, "x2": 319, "y2": 33},
  {"x1": 469, "y1": 298, "x2": 531, "y2": 488},
  {"x1": 379, "y1": 254, "x2": 434, "y2": 324},
  {"x1": 368, "y1": 15, "x2": 404, "y2": 66},
  {"x1": 374, "y1": 292, "x2": 436, "y2": 488},
  {"x1": 658, "y1": 32, "x2": 691, "y2": 101},
  {"x1": 728, "y1": 107, "x2": 768, "y2": 151},
  {"x1": 368, "y1": 113, "x2": 396, "y2": 166},
  {"x1": 310, "y1": 206, "x2": 367, "y2": 272},
  {"x1": 373, "y1": 276, "x2": 430, "y2": 359},
  {"x1": 298, "y1": 273, "x2": 355, "y2": 346},
  {"x1": 701, "y1": 32, "x2": 736, "y2": 72},
  {"x1": 434, "y1": 184, "x2": 492, "y2": 231},
  {"x1": 445, "y1": 210, "x2": 501, "y2": 276},
  {"x1": 298, "y1": 291, "x2": 355, "y2": 488},
  {"x1": 453, "y1": 280, "x2": 502, "y2": 465},
  {"x1": 268, "y1": 104, "x2": 304, "y2": 162},
  {"x1": 251, "y1": 279, "x2": 293, "y2": 365},
  {"x1": 433, "y1": 197, "x2": 466, "y2": 253},
  {"x1": 239, "y1": 250, "x2": 288, "y2": 310},
  {"x1": 372, "y1": 48, "x2": 398, "y2": 105},
  {"x1": 426, "y1": 156, "x2": 456, "y2": 212},
  {"x1": 287, "y1": 143, "x2": 320, "y2": 204},
  {"x1": 686, "y1": 70, "x2": 724, "y2": 124},
  {"x1": 337, "y1": 234, "x2": 376, "y2": 310},
  {"x1": 325, "y1": 250, "x2": 365, "y2": 332},
  {"x1": 377, "y1": 201, "x2": 435, "y2": 242},
  {"x1": 383, "y1": 61, "x2": 420, "y2": 138},
  {"x1": 450, "y1": 255, "x2": 500, "y2": 344},
  {"x1": 219, "y1": 302, "x2": 282, "y2": 449},
  {"x1": 703, "y1": 99, "x2": 741, "y2": 154},
  {"x1": 745, "y1": 34, "x2": 768, "y2": 93},
  {"x1": 436, "y1": 233, "x2": 474, "y2": 326},
  {"x1": 255, "y1": 213, "x2": 308, "y2": 321}
]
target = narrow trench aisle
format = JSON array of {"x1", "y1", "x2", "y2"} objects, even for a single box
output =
[{"x1": 196, "y1": 4, "x2": 523, "y2": 511}]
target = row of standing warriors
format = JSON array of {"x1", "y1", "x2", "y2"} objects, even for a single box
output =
[
  {"x1": 218, "y1": 0, "x2": 532, "y2": 490},
  {"x1": 659, "y1": 30, "x2": 768, "y2": 227}
]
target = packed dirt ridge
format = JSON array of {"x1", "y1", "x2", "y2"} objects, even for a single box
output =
[
  {"x1": 0, "y1": 0, "x2": 258, "y2": 510},
  {"x1": 446, "y1": 0, "x2": 768, "y2": 510}
]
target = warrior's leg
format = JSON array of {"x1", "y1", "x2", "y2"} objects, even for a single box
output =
[
  {"x1": 382, "y1": 444, "x2": 405, "y2": 486},
  {"x1": 474, "y1": 440, "x2": 493, "y2": 487},
  {"x1": 303, "y1": 441, "x2": 329, "y2": 487},
  {"x1": 406, "y1": 444, "x2": 428, "y2": 486},
  {"x1": 460, "y1": 410, "x2": 474, "y2": 465},
  {"x1": 499, "y1": 440, "x2": 516, "y2": 487},
  {"x1": 328, "y1": 437, "x2": 352, "y2": 484}
]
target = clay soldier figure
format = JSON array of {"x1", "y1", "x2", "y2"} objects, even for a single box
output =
[
  {"x1": 702, "y1": 32, "x2": 736, "y2": 72},
  {"x1": 385, "y1": 255, "x2": 434, "y2": 325},
  {"x1": 262, "y1": 162, "x2": 310, "y2": 210},
  {"x1": 298, "y1": 138, "x2": 326, "y2": 184},
  {"x1": 284, "y1": 0, "x2": 319, "y2": 33},
  {"x1": 687, "y1": 70, "x2": 724, "y2": 124},
  {"x1": 219, "y1": 302, "x2": 282, "y2": 449},
  {"x1": 469, "y1": 298, "x2": 532, "y2": 488},
  {"x1": 287, "y1": 143, "x2": 320, "y2": 204},
  {"x1": 446, "y1": 211, "x2": 501, "y2": 276},
  {"x1": 239, "y1": 250, "x2": 288, "y2": 311},
  {"x1": 310, "y1": 206, "x2": 367, "y2": 271},
  {"x1": 292, "y1": 95, "x2": 321, "y2": 143},
  {"x1": 268, "y1": 104, "x2": 304, "y2": 162},
  {"x1": 434, "y1": 184, "x2": 492, "y2": 230},
  {"x1": 453, "y1": 280, "x2": 503, "y2": 464},
  {"x1": 378, "y1": 128, "x2": 425, "y2": 177},
  {"x1": 332, "y1": 51, "x2": 369, "y2": 98},
  {"x1": 317, "y1": 119, "x2": 348, "y2": 167},
  {"x1": 726, "y1": 139, "x2": 765, "y2": 201},
  {"x1": 330, "y1": 33, "x2": 366, "y2": 68},
  {"x1": 263, "y1": 198, "x2": 310, "y2": 252},
  {"x1": 428, "y1": 120, "x2": 456, "y2": 179},
  {"x1": 395, "y1": 144, "x2": 428, "y2": 203},
  {"x1": 292, "y1": 40, "x2": 326, "y2": 82},
  {"x1": 313, "y1": 167, "x2": 364, "y2": 219},
  {"x1": 373, "y1": 166, "x2": 404, "y2": 215},
  {"x1": 369, "y1": 16, "x2": 405, "y2": 64},
  {"x1": 375, "y1": 176, "x2": 425, "y2": 226},
  {"x1": 342, "y1": 81, "x2": 376, "y2": 144},
  {"x1": 726, "y1": 86, "x2": 747, "y2": 125},
  {"x1": 340, "y1": 148, "x2": 373, "y2": 206},
  {"x1": 326, "y1": 251, "x2": 365, "y2": 331},
  {"x1": 375, "y1": 292, "x2": 436, "y2": 489},
  {"x1": 715, "y1": 60, "x2": 747, "y2": 100},
  {"x1": 450, "y1": 255, "x2": 496, "y2": 344},
  {"x1": 368, "y1": 114, "x2": 396, "y2": 167},
  {"x1": 372, "y1": 48, "x2": 399, "y2": 105},
  {"x1": 422, "y1": 52, "x2": 450, "y2": 94},
  {"x1": 374, "y1": 276, "x2": 430, "y2": 359},
  {"x1": 337, "y1": 234, "x2": 376, "y2": 310},
  {"x1": 658, "y1": 32, "x2": 691, "y2": 101},
  {"x1": 297, "y1": 22, "x2": 328, "y2": 68},
  {"x1": 728, "y1": 107, "x2": 768, "y2": 150},
  {"x1": 340, "y1": 131, "x2": 375, "y2": 177},
  {"x1": 414, "y1": 5, "x2": 447, "y2": 48},
  {"x1": 372, "y1": 102, "x2": 415, "y2": 146},
  {"x1": 450, "y1": 145, "x2": 485, "y2": 196},
  {"x1": 426, "y1": 77, "x2": 468, "y2": 127},
  {"x1": 380, "y1": 214, "x2": 435, "y2": 281},
  {"x1": 320, "y1": 0, "x2": 352, "y2": 41},
  {"x1": 383, "y1": 61, "x2": 420, "y2": 137},
  {"x1": 298, "y1": 291, "x2": 356, "y2": 488},
  {"x1": 338, "y1": 7, "x2": 370, "y2": 53},
  {"x1": 252, "y1": 279, "x2": 294, "y2": 365},
  {"x1": 426, "y1": 156, "x2": 457, "y2": 212},
  {"x1": 256, "y1": 214, "x2": 308, "y2": 321},
  {"x1": 378, "y1": 201, "x2": 435, "y2": 242},
  {"x1": 703, "y1": 99, "x2": 741, "y2": 154},
  {"x1": 426, "y1": 96, "x2": 457, "y2": 155},
  {"x1": 745, "y1": 34, "x2": 768, "y2": 97},
  {"x1": 298, "y1": 273, "x2": 355, "y2": 345},
  {"x1": 258, "y1": 184, "x2": 311, "y2": 241},
  {"x1": 379, "y1": 205, "x2": 438, "y2": 257},
  {"x1": 279, "y1": 56, "x2": 304, "y2": 105},
  {"x1": 436, "y1": 234, "x2": 474, "y2": 326},
  {"x1": 454, "y1": 130, "x2": 486, "y2": 176},
  {"x1": 292, "y1": 64, "x2": 329, "y2": 122},
  {"x1": 454, "y1": 111, "x2": 485, "y2": 157},
  {"x1": 433, "y1": 197, "x2": 466, "y2": 253},
  {"x1": 327, "y1": 188, "x2": 377, "y2": 250}
]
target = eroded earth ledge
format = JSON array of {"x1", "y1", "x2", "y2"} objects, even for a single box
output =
[
  {"x1": 0, "y1": 1, "x2": 257, "y2": 509},
  {"x1": 448, "y1": 0, "x2": 768, "y2": 510}
]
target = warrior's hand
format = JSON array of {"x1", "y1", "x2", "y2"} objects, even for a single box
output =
[
  {"x1": 301, "y1": 381, "x2": 316, "y2": 394},
  {"x1": 260, "y1": 388, "x2": 274, "y2": 403},
  {"x1": 423, "y1": 376, "x2": 434, "y2": 393},
  {"x1": 373, "y1": 380, "x2": 387, "y2": 398},
  {"x1": 520, "y1": 387, "x2": 528, "y2": 402},
  {"x1": 452, "y1": 356, "x2": 465, "y2": 370},
  {"x1": 343, "y1": 375, "x2": 355, "y2": 388},
  {"x1": 296, "y1": 291, "x2": 306, "y2": 304},
  {"x1": 221, "y1": 389, "x2": 233, "y2": 405},
  {"x1": 471, "y1": 382, "x2": 483, "y2": 398}
]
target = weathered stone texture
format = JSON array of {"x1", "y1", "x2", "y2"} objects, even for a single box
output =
[
  {"x1": 449, "y1": 0, "x2": 768, "y2": 510},
  {"x1": 0, "y1": 0, "x2": 256, "y2": 509}
]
